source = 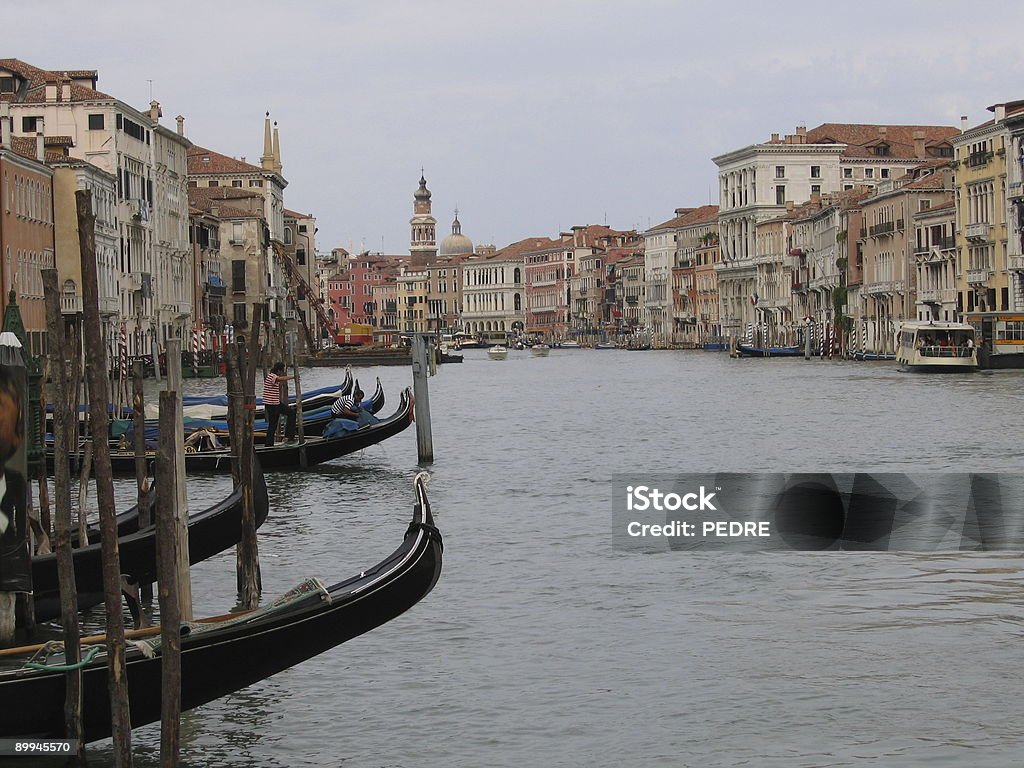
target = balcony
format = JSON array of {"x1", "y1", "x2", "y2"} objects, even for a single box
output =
[
  {"x1": 1008, "y1": 254, "x2": 1024, "y2": 271},
  {"x1": 175, "y1": 301, "x2": 191, "y2": 317},
  {"x1": 789, "y1": 248, "x2": 804, "y2": 257},
  {"x1": 869, "y1": 221, "x2": 895, "y2": 237},
  {"x1": 917, "y1": 288, "x2": 957, "y2": 304},
  {"x1": 967, "y1": 268, "x2": 993, "y2": 285},
  {"x1": 965, "y1": 222, "x2": 991, "y2": 241},
  {"x1": 99, "y1": 295, "x2": 120, "y2": 316},
  {"x1": 966, "y1": 151, "x2": 993, "y2": 168},
  {"x1": 60, "y1": 294, "x2": 83, "y2": 315},
  {"x1": 864, "y1": 280, "x2": 904, "y2": 296},
  {"x1": 265, "y1": 285, "x2": 287, "y2": 299},
  {"x1": 791, "y1": 282, "x2": 806, "y2": 293}
]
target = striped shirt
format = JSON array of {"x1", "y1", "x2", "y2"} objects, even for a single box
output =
[
  {"x1": 262, "y1": 372, "x2": 283, "y2": 405},
  {"x1": 331, "y1": 394, "x2": 356, "y2": 416}
]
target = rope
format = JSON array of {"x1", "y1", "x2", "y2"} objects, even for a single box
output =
[{"x1": 24, "y1": 645, "x2": 101, "y2": 671}]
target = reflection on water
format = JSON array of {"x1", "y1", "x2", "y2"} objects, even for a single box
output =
[{"x1": 79, "y1": 354, "x2": 1024, "y2": 767}]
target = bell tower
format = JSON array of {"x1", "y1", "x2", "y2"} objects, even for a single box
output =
[{"x1": 410, "y1": 171, "x2": 437, "y2": 267}]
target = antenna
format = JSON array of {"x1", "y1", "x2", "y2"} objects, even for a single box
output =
[{"x1": 147, "y1": 79, "x2": 153, "y2": 100}]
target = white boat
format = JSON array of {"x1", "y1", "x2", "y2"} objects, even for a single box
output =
[
  {"x1": 557, "y1": 340, "x2": 581, "y2": 349},
  {"x1": 896, "y1": 321, "x2": 978, "y2": 372},
  {"x1": 487, "y1": 346, "x2": 509, "y2": 361},
  {"x1": 531, "y1": 344, "x2": 550, "y2": 358}
]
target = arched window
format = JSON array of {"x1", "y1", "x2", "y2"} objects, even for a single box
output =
[{"x1": 514, "y1": 293, "x2": 521, "y2": 311}]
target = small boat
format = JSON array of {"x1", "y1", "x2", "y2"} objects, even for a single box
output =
[
  {"x1": 735, "y1": 344, "x2": 803, "y2": 358},
  {"x1": 530, "y1": 345, "x2": 550, "y2": 358},
  {"x1": 703, "y1": 342, "x2": 727, "y2": 351},
  {"x1": 487, "y1": 346, "x2": 509, "y2": 360},
  {"x1": 851, "y1": 351, "x2": 896, "y2": 362},
  {"x1": 557, "y1": 340, "x2": 581, "y2": 349},
  {"x1": 896, "y1": 321, "x2": 978, "y2": 372},
  {"x1": 594, "y1": 342, "x2": 618, "y2": 350},
  {"x1": 170, "y1": 379, "x2": 385, "y2": 440},
  {"x1": 0, "y1": 474, "x2": 443, "y2": 742},
  {"x1": 50, "y1": 389, "x2": 415, "y2": 474},
  {"x1": 181, "y1": 369, "x2": 354, "y2": 418},
  {"x1": 31, "y1": 467, "x2": 269, "y2": 622}
]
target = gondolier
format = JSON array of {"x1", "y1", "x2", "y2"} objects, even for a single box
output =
[{"x1": 262, "y1": 362, "x2": 296, "y2": 447}]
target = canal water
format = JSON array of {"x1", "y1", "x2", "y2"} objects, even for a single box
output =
[{"x1": 83, "y1": 350, "x2": 1024, "y2": 767}]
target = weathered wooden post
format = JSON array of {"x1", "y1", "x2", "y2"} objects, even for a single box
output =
[
  {"x1": 43, "y1": 269, "x2": 85, "y2": 759},
  {"x1": 77, "y1": 188, "x2": 133, "y2": 765},
  {"x1": 36, "y1": 378, "x2": 51, "y2": 541},
  {"x1": 235, "y1": 304, "x2": 263, "y2": 606},
  {"x1": 411, "y1": 333, "x2": 434, "y2": 464},
  {"x1": 133, "y1": 360, "x2": 151, "y2": 603},
  {"x1": 804, "y1": 317, "x2": 812, "y2": 360},
  {"x1": 163, "y1": 338, "x2": 192, "y2": 621},
  {"x1": 288, "y1": 331, "x2": 306, "y2": 467},
  {"x1": 155, "y1": 390, "x2": 182, "y2": 767}
]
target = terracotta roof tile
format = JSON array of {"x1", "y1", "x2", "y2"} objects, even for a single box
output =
[
  {"x1": 188, "y1": 145, "x2": 264, "y2": 175},
  {"x1": 805, "y1": 123, "x2": 960, "y2": 160},
  {"x1": 0, "y1": 58, "x2": 113, "y2": 102}
]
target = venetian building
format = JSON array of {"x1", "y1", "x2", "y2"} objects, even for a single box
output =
[{"x1": 410, "y1": 173, "x2": 437, "y2": 267}]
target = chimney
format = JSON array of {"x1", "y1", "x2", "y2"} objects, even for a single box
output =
[
  {"x1": 210, "y1": 205, "x2": 219, "y2": 218},
  {"x1": 175, "y1": 115, "x2": 185, "y2": 136},
  {"x1": 961, "y1": 115, "x2": 968, "y2": 133},
  {"x1": 995, "y1": 103, "x2": 1007, "y2": 122},
  {"x1": 770, "y1": 133, "x2": 780, "y2": 143},
  {"x1": 149, "y1": 100, "x2": 161, "y2": 122},
  {"x1": 45, "y1": 78, "x2": 57, "y2": 103},
  {"x1": 0, "y1": 103, "x2": 9, "y2": 149},
  {"x1": 796, "y1": 125, "x2": 806, "y2": 144},
  {"x1": 879, "y1": 126, "x2": 887, "y2": 141},
  {"x1": 913, "y1": 130, "x2": 926, "y2": 159},
  {"x1": 785, "y1": 201, "x2": 794, "y2": 214},
  {"x1": 36, "y1": 131, "x2": 44, "y2": 162},
  {"x1": 61, "y1": 81, "x2": 71, "y2": 101}
]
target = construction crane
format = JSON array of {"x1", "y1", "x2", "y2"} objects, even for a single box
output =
[{"x1": 272, "y1": 241, "x2": 334, "y2": 353}]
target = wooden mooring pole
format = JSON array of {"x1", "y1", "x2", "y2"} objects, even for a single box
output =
[
  {"x1": 234, "y1": 305, "x2": 263, "y2": 607},
  {"x1": 155, "y1": 391, "x2": 182, "y2": 767},
  {"x1": 411, "y1": 333, "x2": 434, "y2": 464},
  {"x1": 288, "y1": 331, "x2": 306, "y2": 467},
  {"x1": 77, "y1": 189, "x2": 133, "y2": 765},
  {"x1": 43, "y1": 268, "x2": 86, "y2": 761},
  {"x1": 133, "y1": 360, "x2": 152, "y2": 604},
  {"x1": 163, "y1": 338, "x2": 191, "y2": 621}
]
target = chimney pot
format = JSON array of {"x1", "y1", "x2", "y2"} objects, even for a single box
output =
[
  {"x1": 913, "y1": 130, "x2": 926, "y2": 159},
  {"x1": 961, "y1": 115, "x2": 968, "y2": 133},
  {"x1": 995, "y1": 104, "x2": 1007, "y2": 122},
  {"x1": 176, "y1": 115, "x2": 185, "y2": 136},
  {"x1": 61, "y1": 82, "x2": 71, "y2": 101},
  {"x1": 771, "y1": 133, "x2": 780, "y2": 142},
  {"x1": 149, "y1": 100, "x2": 161, "y2": 122},
  {"x1": 36, "y1": 131, "x2": 44, "y2": 162},
  {"x1": 45, "y1": 81, "x2": 57, "y2": 103}
]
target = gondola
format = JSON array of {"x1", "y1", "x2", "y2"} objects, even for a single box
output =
[
  {"x1": 49, "y1": 388, "x2": 415, "y2": 474},
  {"x1": 31, "y1": 466, "x2": 269, "y2": 622},
  {"x1": 175, "y1": 378, "x2": 385, "y2": 439},
  {"x1": 181, "y1": 368, "x2": 354, "y2": 418},
  {"x1": 735, "y1": 344, "x2": 803, "y2": 358},
  {"x1": 0, "y1": 474, "x2": 443, "y2": 743}
]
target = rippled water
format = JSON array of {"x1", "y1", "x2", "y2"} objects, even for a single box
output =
[{"x1": 78, "y1": 351, "x2": 1024, "y2": 767}]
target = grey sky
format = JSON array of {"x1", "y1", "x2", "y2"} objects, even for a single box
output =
[{"x1": 8, "y1": 1, "x2": 1024, "y2": 254}]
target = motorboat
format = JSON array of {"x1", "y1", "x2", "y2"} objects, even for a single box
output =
[{"x1": 896, "y1": 321, "x2": 978, "y2": 372}]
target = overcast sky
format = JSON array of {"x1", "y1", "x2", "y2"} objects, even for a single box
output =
[{"x1": 8, "y1": 1, "x2": 1024, "y2": 254}]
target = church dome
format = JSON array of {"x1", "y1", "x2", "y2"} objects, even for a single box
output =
[{"x1": 440, "y1": 211, "x2": 474, "y2": 257}]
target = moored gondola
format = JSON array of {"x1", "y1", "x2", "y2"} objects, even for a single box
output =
[
  {"x1": 0, "y1": 474, "x2": 443, "y2": 743},
  {"x1": 180, "y1": 368, "x2": 354, "y2": 419},
  {"x1": 32, "y1": 465, "x2": 270, "y2": 622},
  {"x1": 48, "y1": 388, "x2": 415, "y2": 474}
]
